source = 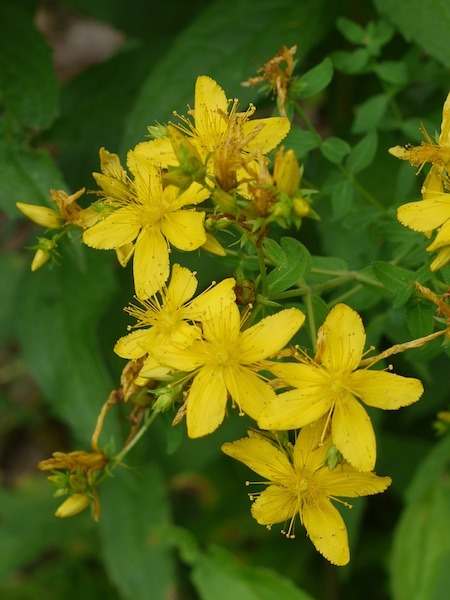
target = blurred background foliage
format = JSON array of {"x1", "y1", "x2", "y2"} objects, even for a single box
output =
[{"x1": 2, "y1": 0, "x2": 450, "y2": 598}]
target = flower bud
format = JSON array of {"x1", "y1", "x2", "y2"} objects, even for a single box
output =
[
  {"x1": 55, "y1": 493, "x2": 91, "y2": 518},
  {"x1": 274, "y1": 148, "x2": 300, "y2": 196},
  {"x1": 16, "y1": 202, "x2": 60, "y2": 228}
]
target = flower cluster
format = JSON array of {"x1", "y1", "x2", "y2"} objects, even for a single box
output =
[{"x1": 17, "y1": 62, "x2": 434, "y2": 565}]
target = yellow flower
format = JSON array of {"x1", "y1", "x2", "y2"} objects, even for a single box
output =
[
  {"x1": 389, "y1": 91, "x2": 450, "y2": 172},
  {"x1": 132, "y1": 75, "x2": 291, "y2": 192},
  {"x1": 258, "y1": 304, "x2": 423, "y2": 471},
  {"x1": 83, "y1": 160, "x2": 209, "y2": 299},
  {"x1": 143, "y1": 303, "x2": 305, "y2": 438},
  {"x1": 222, "y1": 418, "x2": 391, "y2": 566},
  {"x1": 114, "y1": 264, "x2": 236, "y2": 378},
  {"x1": 397, "y1": 167, "x2": 450, "y2": 270}
]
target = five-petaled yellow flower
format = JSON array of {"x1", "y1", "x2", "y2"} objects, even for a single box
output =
[
  {"x1": 258, "y1": 304, "x2": 423, "y2": 471},
  {"x1": 222, "y1": 418, "x2": 391, "y2": 566},
  {"x1": 131, "y1": 75, "x2": 291, "y2": 192},
  {"x1": 142, "y1": 303, "x2": 305, "y2": 438},
  {"x1": 83, "y1": 159, "x2": 209, "y2": 299},
  {"x1": 114, "y1": 264, "x2": 236, "y2": 379}
]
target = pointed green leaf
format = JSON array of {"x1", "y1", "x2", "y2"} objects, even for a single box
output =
[
  {"x1": 371, "y1": 261, "x2": 414, "y2": 307},
  {"x1": 346, "y1": 130, "x2": 378, "y2": 174},
  {"x1": 296, "y1": 58, "x2": 333, "y2": 100},
  {"x1": 352, "y1": 94, "x2": 389, "y2": 133},
  {"x1": 267, "y1": 237, "x2": 311, "y2": 294},
  {"x1": 320, "y1": 137, "x2": 351, "y2": 164}
]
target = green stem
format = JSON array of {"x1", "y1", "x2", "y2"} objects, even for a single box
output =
[
  {"x1": 110, "y1": 410, "x2": 159, "y2": 470},
  {"x1": 336, "y1": 163, "x2": 387, "y2": 213},
  {"x1": 304, "y1": 293, "x2": 317, "y2": 352},
  {"x1": 256, "y1": 243, "x2": 269, "y2": 298}
]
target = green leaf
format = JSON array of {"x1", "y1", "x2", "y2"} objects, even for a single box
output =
[
  {"x1": 331, "y1": 48, "x2": 370, "y2": 74},
  {"x1": 391, "y1": 436, "x2": 450, "y2": 600},
  {"x1": 371, "y1": 261, "x2": 414, "y2": 307},
  {"x1": 309, "y1": 255, "x2": 348, "y2": 282},
  {"x1": 320, "y1": 136, "x2": 351, "y2": 164},
  {"x1": 352, "y1": 94, "x2": 389, "y2": 133},
  {"x1": 406, "y1": 300, "x2": 436, "y2": 338},
  {"x1": 346, "y1": 130, "x2": 378, "y2": 175},
  {"x1": 308, "y1": 295, "x2": 329, "y2": 331},
  {"x1": 191, "y1": 546, "x2": 314, "y2": 600},
  {"x1": 0, "y1": 1, "x2": 59, "y2": 129},
  {"x1": 373, "y1": 0, "x2": 450, "y2": 69},
  {"x1": 374, "y1": 60, "x2": 408, "y2": 86},
  {"x1": 99, "y1": 465, "x2": 175, "y2": 600},
  {"x1": 283, "y1": 128, "x2": 320, "y2": 159},
  {"x1": 267, "y1": 237, "x2": 311, "y2": 294},
  {"x1": 262, "y1": 238, "x2": 288, "y2": 268},
  {"x1": 336, "y1": 17, "x2": 367, "y2": 45},
  {"x1": 121, "y1": 0, "x2": 336, "y2": 150},
  {"x1": 331, "y1": 178, "x2": 353, "y2": 219},
  {"x1": 296, "y1": 58, "x2": 333, "y2": 100},
  {"x1": 17, "y1": 246, "x2": 117, "y2": 444}
]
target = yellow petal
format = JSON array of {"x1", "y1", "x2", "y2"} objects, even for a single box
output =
[
  {"x1": 171, "y1": 181, "x2": 210, "y2": 209},
  {"x1": 301, "y1": 496, "x2": 350, "y2": 566},
  {"x1": 185, "y1": 278, "x2": 236, "y2": 321},
  {"x1": 202, "y1": 303, "x2": 241, "y2": 346},
  {"x1": 223, "y1": 364, "x2": 276, "y2": 420},
  {"x1": 155, "y1": 341, "x2": 206, "y2": 372},
  {"x1": 239, "y1": 308, "x2": 305, "y2": 363},
  {"x1": 16, "y1": 202, "x2": 60, "y2": 228},
  {"x1": 165, "y1": 264, "x2": 198, "y2": 308},
  {"x1": 202, "y1": 232, "x2": 226, "y2": 256},
  {"x1": 427, "y1": 220, "x2": 450, "y2": 251},
  {"x1": 137, "y1": 355, "x2": 173, "y2": 381},
  {"x1": 270, "y1": 361, "x2": 324, "y2": 388},
  {"x1": 160, "y1": 209, "x2": 206, "y2": 251},
  {"x1": 316, "y1": 463, "x2": 391, "y2": 498},
  {"x1": 83, "y1": 208, "x2": 141, "y2": 249},
  {"x1": 258, "y1": 387, "x2": 330, "y2": 431},
  {"x1": 222, "y1": 436, "x2": 294, "y2": 483},
  {"x1": 397, "y1": 196, "x2": 450, "y2": 232},
  {"x1": 439, "y1": 91, "x2": 450, "y2": 145},
  {"x1": 318, "y1": 304, "x2": 365, "y2": 373},
  {"x1": 114, "y1": 329, "x2": 150, "y2": 359},
  {"x1": 349, "y1": 370, "x2": 423, "y2": 409},
  {"x1": 187, "y1": 364, "x2": 228, "y2": 437},
  {"x1": 422, "y1": 165, "x2": 444, "y2": 196},
  {"x1": 128, "y1": 138, "x2": 177, "y2": 173},
  {"x1": 133, "y1": 226, "x2": 169, "y2": 299},
  {"x1": 115, "y1": 242, "x2": 135, "y2": 267},
  {"x1": 332, "y1": 393, "x2": 376, "y2": 472},
  {"x1": 194, "y1": 76, "x2": 228, "y2": 141},
  {"x1": 251, "y1": 485, "x2": 298, "y2": 525},
  {"x1": 430, "y1": 245, "x2": 450, "y2": 270},
  {"x1": 243, "y1": 117, "x2": 291, "y2": 153},
  {"x1": 292, "y1": 416, "x2": 331, "y2": 472}
]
